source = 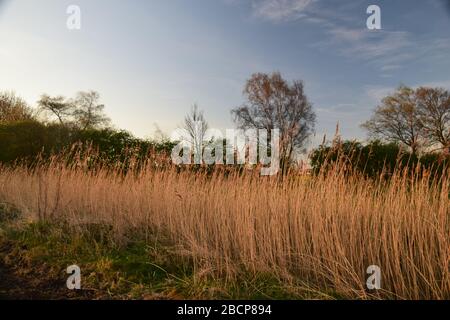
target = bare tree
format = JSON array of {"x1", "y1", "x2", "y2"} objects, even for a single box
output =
[
  {"x1": 415, "y1": 87, "x2": 450, "y2": 153},
  {"x1": 72, "y1": 91, "x2": 110, "y2": 130},
  {"x1": 0, "y1": 91, "x2": 34, "y2": 123},
  {"x1": 182, "y1": 104, "x2": 209, "y2": 163},
  {"x1": 362, "y1": 86, "x2": 423, "y2": 155},
  {"x1": 231, "y1": 72, "x2": 316, "y2": 172},
  {"x1": 37, "y1": 94, "x2": 74, "y2": 125}
]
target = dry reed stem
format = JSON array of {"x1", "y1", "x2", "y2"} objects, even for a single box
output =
[{"x1": 0, "y1": 156, "x2": 448, "y2": 300}]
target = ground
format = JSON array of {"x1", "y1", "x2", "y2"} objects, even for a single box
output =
[
  {"x1": 0, "y1": 240, "x2": 96, "y2": 300},
  {"x1": 0, "y1": 203, "x2": 327, "y2": 300}
]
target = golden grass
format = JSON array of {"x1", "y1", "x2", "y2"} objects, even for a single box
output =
[{"x1": 0, "y1": 155, "x2": 448, "y2": 300}]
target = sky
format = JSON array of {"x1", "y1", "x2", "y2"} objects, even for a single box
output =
[{"x1": 0, "y1": 0, "x2": 450, "y2": 148}]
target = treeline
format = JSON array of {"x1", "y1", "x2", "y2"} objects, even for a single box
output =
[
  {"x1": 0, "y1": 91, "x2": 174, "y2": 165},
  {"x1": 310, "y1": 85, "x2": 450, "y2": 178},
  {"x1": 310, "y1": 139, "x2": 449, "y2": 179},
  {"x1": 1, "y1": 78, "x2": 449, "y2": 178}
]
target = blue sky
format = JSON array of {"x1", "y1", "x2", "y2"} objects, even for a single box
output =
[{"x1": 0, "y1": 0, "x2": 449, "y2": 148}]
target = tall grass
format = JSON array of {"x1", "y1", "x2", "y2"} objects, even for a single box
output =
[{"x1": 0, "y1": 150, "x2": 448, "y2": 300}]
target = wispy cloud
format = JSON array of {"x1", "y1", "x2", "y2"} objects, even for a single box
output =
[
  {"x1": 225, "y1": 0, "x2": 450, "y2": 80},
  {"x1": 365, "y1": 80, "x2": 450, "y2": 106},
  {"x1": 365, "y1": 85, "x2": 396, "y2": 103},
  {"x1": 317, "y1": 103, "x2": 358, "y2": 114},
  {"x1": 329, "y1": 28, "x2": 413, "y2": 60},
  {"x1": 309, "y1": 17, "x2": 449, "y2": 75},
  {"x1": 237, "y1": 0, "x2": 448, "y2": 74},
  {"x1": 250, "y1": 0, "x2": 316, "y2": 22},
  {"x1": 417, "y1": 80, "x2": 450, "y2": 90},
  {"x1": 234, "y1": 1, "x2": 415, "y2": 71},
  {"x1": 380, "y1": 64, "x2": 402, "y2": 72}
]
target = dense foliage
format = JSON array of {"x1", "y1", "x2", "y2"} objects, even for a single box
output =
[
  {"x1": 310, "y1": 140, "x2": 449, "y2": 178},
  {"x1": 0, "y1": 120, "x2": 175, "y2": 165}
]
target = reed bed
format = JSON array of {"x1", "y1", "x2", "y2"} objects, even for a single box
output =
[{"x1": 0, "y1": 152, "x2": 448, "y2": 300}]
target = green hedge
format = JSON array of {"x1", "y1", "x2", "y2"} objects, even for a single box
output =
[
  {"x1": 0, "y1": 121, "x2": 175, "y2": 165},
  {"x1": 310, "y1": 140, "x2": 449, "y2": 179}
]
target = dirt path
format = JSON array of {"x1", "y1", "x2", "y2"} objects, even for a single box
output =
[
  {"x1": 0, "y1": 241, "x2": 60, "y2": 299},
  {"x1": 0, "y1": 241, "x2": 97, "y2": 300},
  {"x1": 0, "y1": 258, "x2": 48, "y2": 299}
]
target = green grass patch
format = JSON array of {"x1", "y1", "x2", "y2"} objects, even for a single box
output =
[{"x1": 0, "y1": 215, "x2": 324, "y2": 300}]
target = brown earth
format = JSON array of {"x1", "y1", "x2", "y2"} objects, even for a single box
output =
[{"x1": 0, "y1": 241, "x2": 98, "y2": 300}]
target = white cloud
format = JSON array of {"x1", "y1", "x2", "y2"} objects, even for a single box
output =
[
  {"x1": 317, "y1": 103, "x2": 358, "y2": 114},
  {"x1": 229, "y1": 0, "x2": 449, "y2": 76},
  {"x1": 365, "y1": 80, "x2": 450, "y2": 105},
  {"x1": 324, "y1": 28, "x2": 413, "y2": 62},
  {"x1": 418, "y1": 80, "x2": 450, "y2": 90},
  {"x1": 365, "y1": 86, "x2": 395, "y2": 103},
  {"x1": 381, "y1": 64, "x2": 402, "y2": 72},
  {"x1": 328, "y1": 27, "x2": 365, "y2": 42},
  {"x1": 251, "y1": 0, "x2": 316, "y2": 22}
]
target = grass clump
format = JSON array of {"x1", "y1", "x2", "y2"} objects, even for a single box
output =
[{"x1": 1, "y1": 220, "x2": 309, "y2": 299}]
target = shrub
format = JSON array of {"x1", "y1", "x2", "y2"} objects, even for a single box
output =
[
  {"x1": 310, "y1": 140, "x2": 449, "y2": 179},
  {"x1": 0, "y1": 122, "x2": 175, "y2": 166}
]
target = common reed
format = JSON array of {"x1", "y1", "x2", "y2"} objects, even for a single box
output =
[{"x1": 0, "y1": 149, "x2": 448, "y2": 299}]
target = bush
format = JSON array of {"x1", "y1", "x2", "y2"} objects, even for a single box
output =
[
  {"x1": 0, "y1": 121, "x2": 49, "y2": 163},
  {"x1": 0, "y1": 122, "x2": 175, "y2": 166},
  {"x1": 310, "y1": 140, "x2": 449, "y2": 179}
]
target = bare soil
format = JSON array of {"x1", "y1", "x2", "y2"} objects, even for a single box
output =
[{"x1": 0, "y1": 241, "x2": 97, "y2": 300}]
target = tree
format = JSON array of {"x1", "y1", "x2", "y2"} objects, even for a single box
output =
[
  {"x1": 72, "y1": 91, "x2": 110, "y2": 130},
  {"x1": 181, "y1": 104, "x2": 209, "y2": 163},
  {"x1": 37, "y1": 94, "x2": 74, "y2": 125},
  {"x1": 0, "y1": 121, "x2": 47, "y2": 163},
  {"x1": 415, "y1": 87, "x2": 450, "y2": 153},
  {"x1": 231, "y1": 72, "x2": 316, "y2": 172},
  {"x1": 0, "y1": 91, "x2": 34, "y2": 123},
  {"x1": 310, "y1": 139, "x2": 449, "y2": 179},
  {"x1": 362, "y1": 86, "x2": 423, "y2": 155}
]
